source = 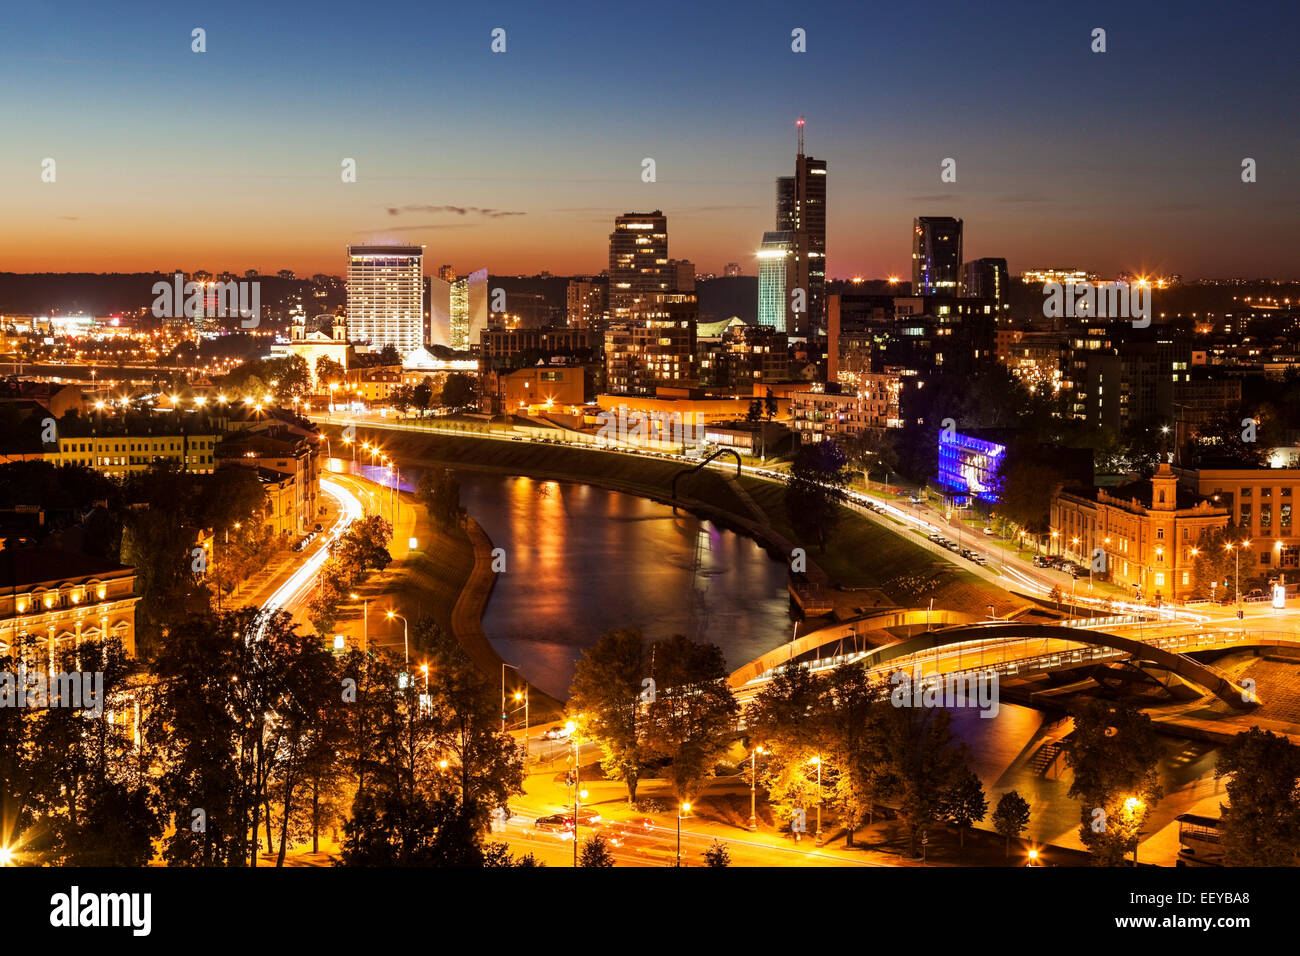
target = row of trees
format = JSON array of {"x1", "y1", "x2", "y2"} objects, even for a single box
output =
[
  {"x1": 306, "y1": 515, "x2": 394, "y2": 635},
  {"x1": 1, "y1": 610, "x2": 526, "y2": 866}
]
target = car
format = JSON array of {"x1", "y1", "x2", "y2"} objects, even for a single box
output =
[
  {"x1": 542, "y1": 726, "x2": 572, "y2": 741},
  {"x1": 909, "y1": 495, "x2": 925, "y2": 504},
  {"x1": 982, "y1": 527, "x2": 996, "y2": 536},
  {"x1": 973, "y1": 554, "x2": 988, "y2": 565},
  {"x1": 314, "y1": 522, "x2": 323, "y2": 532},
  {"x1": 1032, "y1": 555, "x2": 1051, "y2": 568},
  {"x1": 1245, "y1": 588, "x2": 1267, "y2": 602},
  {"x1": 533, "y1": 814, "x2": 572, "y2": 833},
  {"x1": 571, "y1": 807, "x2": 602, "y2": 825}
]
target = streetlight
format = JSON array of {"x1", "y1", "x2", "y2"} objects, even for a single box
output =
[
  {"x1": 809, "y1": 756, "x2": 823, "y2": 845},
  {"x1": 566, "y1": 720, "x2": 581, "y2": 867},
  {"x1": 677, "y1": 801, "x2": 691, "y2": 867},
  {"x1": 748, "y1": 745, "x2": 764, "y2": 831},
  {"x1": 385, "y1": 610, "x2": 408, "y2": 665},
  {"x1": 1123, "y1": 796, "x2": 1144, "y2": 865},
  {"x1": 1027, "y1": 848, "x2": 1039, "y2": 867}
]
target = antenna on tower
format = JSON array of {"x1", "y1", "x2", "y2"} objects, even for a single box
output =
[{"x1": 796, "y1": 115, "x2": 805, "y2": 156}]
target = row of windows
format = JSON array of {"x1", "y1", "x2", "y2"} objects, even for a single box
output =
[{"x1": 63, "y1": 439, "x2": 212, "y2": 453}]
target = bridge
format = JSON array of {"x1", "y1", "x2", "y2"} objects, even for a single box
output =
[{"x1": 729, "y1": 610, "x2": 1286, "y2": 710}]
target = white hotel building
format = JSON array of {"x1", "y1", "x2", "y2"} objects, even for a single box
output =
[{"x1": 346, "y1": 245, "x2": 425, "y2": 354}]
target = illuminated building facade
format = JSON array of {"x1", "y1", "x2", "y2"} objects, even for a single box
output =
[
  {"x1": 347, "y1": 245, "x2": 425, "y2": 354},
  {"x1": 608, "y1": 211, "x2": 669, "y2": 319},
  {"x1": 936, "y1": 429, "x2": 1006, "y2": 503}
]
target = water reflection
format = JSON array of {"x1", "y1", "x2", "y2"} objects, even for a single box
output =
[{"x1": 455, "y1": 472, "x2": 793, "y2": 699}]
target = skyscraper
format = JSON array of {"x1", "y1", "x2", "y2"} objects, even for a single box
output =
[
  {"x1": 346, "y1": 245, "x2": 425, "y2": 354},
  {"x1": 959, "y1": 257, "x2": 1010, "y2": 320},
  {"x1": 450, "y1": 267, "x2": 489, "y2": 350},
  {"x1": 608, "y1": 210, "x2": 669, "y2": 319},
  {"x1": 757, "y1": 231, "x2": 796, "y2": 333},
  {"x1": 774, "y1": 118, "x2": 827, "y2": 337},
  {"x1": 912, "y1": 218, "x2": 963, "y2": 294}
]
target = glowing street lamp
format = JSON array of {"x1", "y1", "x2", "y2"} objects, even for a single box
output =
[
  {"x1": 677, "y1": 802, "x2": 691, "y2": 866},
  {"x1": 749, "y1": 745, "x2": 764, "y2": 831},
  {"x1": 385, "y1": 609, "x2": 408, "y2": 664}
]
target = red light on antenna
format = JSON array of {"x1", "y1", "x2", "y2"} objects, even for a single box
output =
[{"x1": 796, "y1": 118, "x2": 805, "y2": 125}]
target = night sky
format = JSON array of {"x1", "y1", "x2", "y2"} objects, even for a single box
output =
[{"x1": 2, "y1": 0, "x2": 1297, "y2": 278}]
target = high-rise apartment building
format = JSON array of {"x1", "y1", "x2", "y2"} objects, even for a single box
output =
[
  {"x1": 724, "y1": 262, "x2": 743, "y2": 278},
  {"x1": 603, "y1": 293, "x2": 698, "y2": 395},
  {"x1": 566, "y1": 279, "x2": 608, "y2": 331},
  {"x1": 608, "y1": 211, "x2": 669, "y2": 319},
  {"x1": 911, "y1": 218, "x2": 963, "y2": 295},
  {"x1": 346, "y1": 245, "x2": 425, "y2": 354}
]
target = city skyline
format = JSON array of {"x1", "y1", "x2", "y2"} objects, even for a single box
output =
[{"x1": 2, "y1": 2, "x2": 1299, "y2": 279}]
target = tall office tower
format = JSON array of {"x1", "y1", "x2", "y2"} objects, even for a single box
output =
[
  {"x1": 959, "y1": 257, "x2": 1010, "y2": 321},
  {"x1": 437, "y1": 264, "x2": 457, "y2": 282},
  {"x1": 566, "y1": 279, "x2": 608, "y2": 331},
  {"x1": 911, "y1": 218, "x2": 963, "y2": 294},
  {"x1": 757, "y1": 231, "x2": 796, "y2": 332},
  {"x1": 450, "y1": 267, "x2": 489, "y2": 350},
  {"x1": 724, "y1": 262, "x2": 742, "y2": 277},
  {"x1": 346, "y1": 245, "x2": 425, "y2": 353},
  {"x1": 608, "y1": 210, "x2": 669, "y2": 319},
  {"x1": 775, "y1": 118, "x2": 828, "y2": 338}
]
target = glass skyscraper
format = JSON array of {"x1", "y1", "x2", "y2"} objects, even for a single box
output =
[{"x1": 911, "y1": 218, "x2": 963, "y2": 294}]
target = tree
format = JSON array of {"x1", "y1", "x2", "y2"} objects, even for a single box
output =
[
  {"x1": 1214, "y1": 728, "x2": 1300, "y2": 865},
  {"x1": 579, "y1": 833, "x2": 615, "y2": 867},
  {"x1": 330, "y1": 515, "x2": 393, "y2": 586},
  {"x1": 1063, "y1": 699, "x2": 1164, "y2": 866},
  {"x1": 748, "y1": 664, "x2": 829, "y2": 832},
  {"x1": 992, "y1": 790, "x2": 1031, "y2": 857},
  {"x1": 482, "y1": 842, "x2": 544, "y2": 867},
  {"x1": 873, "y1": 699, "x2": 969, "y2": 859},
  {"x1": 417, "y1": 468, "x2": 465, "y2": 534},
  {"x1": 315, "y1": 356, "x2": 344, "y2": 390},
  {"x1": 992, "y1": 441, "x2": 1070, "y2": 535},
  {"x1": 763, "y1": 387, "x2": 778, "y2": 421},
  {"x1": 441, "y1": 373, "x2": 477, "y2": 410},
  {"x1": 569, "y1": 630, "x2": 650, "y2": 802},
  {"x1": 641, "y1": 634, "x2": 739, "y2": 801},
  {"x1": 703, "y1": 840, "x2": 731, "y2": 867},
  {"x1": 784, "y1": 440, "x2": 852, "y2": 552},
  {"x1": 940, "y1": 768, "x2": 988, "y2": 849},
  {"x1": 1191, "y1": 525, "x2": 1259, "y2": 601},
  {"x1": 746, "y1": 399, "x2": 762, "y2": 423}
]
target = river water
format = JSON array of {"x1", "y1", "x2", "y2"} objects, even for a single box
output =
[{"x1": 456, "y1": 472, "x2": 794, "y2": 700}]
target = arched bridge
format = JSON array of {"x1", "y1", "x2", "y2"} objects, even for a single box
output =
[{"x1": 731, "y1": 613, "x2": 1273, "y2": 711}]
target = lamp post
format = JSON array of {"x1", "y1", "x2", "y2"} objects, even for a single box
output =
[
  {"x1": 677, "y1": 801, "x2": 691, "y2": 866},
  {"x1": 385, "y1": 610, "x2": 408, "y2": 665},
  {"x1": 809, "y1": 756, "x2": 823, "y2": 845},
  {"x1": 748, "y1": 745, "x2": 763, "y2": 831},
  {"x1": 566, "y1": 721, "x2": 580, "y2": 867}
]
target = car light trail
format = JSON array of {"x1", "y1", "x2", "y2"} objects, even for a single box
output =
[{"x1": 256, "y1": 477, "x2": 364, "y2": 638}]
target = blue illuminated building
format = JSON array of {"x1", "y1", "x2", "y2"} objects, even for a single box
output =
[{"x1": 937, "y1": 430, "x2": 1006, "y2": 503}]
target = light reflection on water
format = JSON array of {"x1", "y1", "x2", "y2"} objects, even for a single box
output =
[{"x1": 454, "y1": 472, "x2": 793, "y2": 700}]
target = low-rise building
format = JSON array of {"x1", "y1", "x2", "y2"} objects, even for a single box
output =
[
  {"x1": 0, "y1": 547, "x2": 140, "y2": 664},
  {"x1": 53, "y1": 433, "x2": 217, "y2": 476},
  {"x1": 1052, "y1": 463, "x2": 1228, "y2": 601},
  {"x1": 215, "y1": 429, "x2": 320, "y2": 535}
]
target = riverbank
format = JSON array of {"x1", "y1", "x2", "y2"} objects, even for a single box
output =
[{"x1": 320, "y1": 424, "x2": 1014, "y2": 617}]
